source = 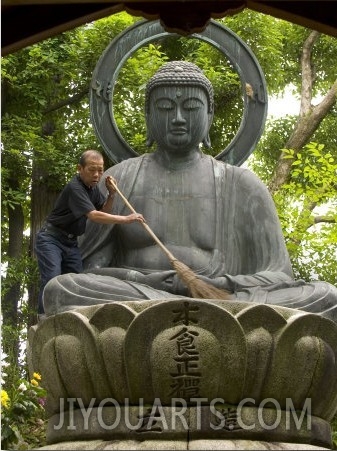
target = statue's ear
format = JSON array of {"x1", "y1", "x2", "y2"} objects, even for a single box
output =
[
  {"x1": 202, "y1": 134, "x2": 211, "y2": 149},
  {"x1": 145, "y1": 114, "x2": 155, "y2": 147},
  {"x1": 146, "y1": 133, "x2": 155, "y2": 147},
  {"x1": 202, "y1": 112, "x2": 213, "y2": 148}
]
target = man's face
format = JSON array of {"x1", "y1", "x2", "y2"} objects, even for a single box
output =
[
  {"x1": 78, "y1": 157, "x2": 104, "y2": 188},
  {"x1": 147, "y1": 85, "x2": 210, "y2": 153}
]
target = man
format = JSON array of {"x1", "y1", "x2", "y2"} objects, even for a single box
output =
[
  {"x1": 34, "y1": 149, "x2": 145, "y2": 319},
  {"x1": 42, "y1": 62, "x2": 337, "y2": 321}
]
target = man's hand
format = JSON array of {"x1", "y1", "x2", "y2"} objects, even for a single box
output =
[
  {"x1": 105, "y1": 175, "x2": 117, "y2": 195},
  {"x1": 124, "y1": 213, "x2": 145, "y2": 224}
]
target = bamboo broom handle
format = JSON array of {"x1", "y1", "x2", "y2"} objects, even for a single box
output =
[{"x1": 110, "y1": 180, "x2": 177, "y2": 263}]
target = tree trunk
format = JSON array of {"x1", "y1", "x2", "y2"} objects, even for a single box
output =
[
  {"x1": 268, "y1": 31, "x2": 337, "y2": 195},
  {"x1": 2, "y1": 178, "x2": 25, "y2": 365},
  {"x1": 27, "y1": 152, "x2": 60, "y2": 327}
]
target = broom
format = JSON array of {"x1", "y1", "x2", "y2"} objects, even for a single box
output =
[{"x1": 110, "y1": 179, "x2": 232, "y2": 300}]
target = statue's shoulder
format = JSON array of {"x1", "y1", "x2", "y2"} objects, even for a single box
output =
[
  {"x1": 212, "y1": 158, "x2": 269, "y2": 193},
  {"x1": 104, "y1": 154, "x2": 148, "y2": 177}
]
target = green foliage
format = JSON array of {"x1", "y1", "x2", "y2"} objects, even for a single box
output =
[
  {"x1": 273, "y1": 143, "x2": 337, "y2": 283},
  {"x1": 250, "y1": 116, "x2": 297, "y2": 182},
  {"x1": 1, "y1": 114, "x2": 36, "y2": 230},
  {"x1": 282, "y1": 143, "x2": 336, "y2": 202},
  {"x1": 221, "y1": 10, "x2": 289, "y2": 94},
  {"x1": 1, "y1": 253, "x2": 39, "y2": 300},
  {"x1": 1, "y1": 363, "x2": 47, "y2": 450},
  {"x1": 310, "y1": 108, "x2": 337, "y2": 160},
  {"x1": 223, "y1": 10, "x2": 337, "y2": 98}
]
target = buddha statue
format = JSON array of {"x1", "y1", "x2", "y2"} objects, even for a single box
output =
[{"x1": 42, "y1": 61, "x2": 337, "y2": 322}]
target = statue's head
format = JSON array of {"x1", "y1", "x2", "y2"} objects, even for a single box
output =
[
  {"x1": 145, "y1": 61, "x2": 214, "y2": 114},
  {"x1": 145, "y1": 61, "x2": 214, "y2": 150}
]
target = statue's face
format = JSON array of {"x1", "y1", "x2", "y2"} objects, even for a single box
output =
[{"x1": 147, "y1": 85, "x2": 211, "y2": 152}]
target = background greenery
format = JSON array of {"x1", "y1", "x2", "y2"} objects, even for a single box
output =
[{"x1": 1, "y1": 10, "x2": 336, "y2": 449}]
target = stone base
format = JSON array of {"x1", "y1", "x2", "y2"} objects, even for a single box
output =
[
  {"x1": 28, "y1": 300, "x2": 337, "y2": 450},
  {"x1": 43, "y1": 405, "x2": 331, "y2": 449},
  {"x1": 33, "y1": 439, "x2": 329, "y2": 450}
]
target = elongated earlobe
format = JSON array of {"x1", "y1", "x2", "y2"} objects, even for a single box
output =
[
  {"x1": 203, "y1": 134, "x2": 211, "y2": 149},
  {"x1": 146, "y1": 132, "x2": 154, "y2": 147},
  {"x1": 145, "y1": 114, "x2": 155, "y2": 147},
  {"x1": 203, "y1": 113, "x2": 213, "y2": 148}
]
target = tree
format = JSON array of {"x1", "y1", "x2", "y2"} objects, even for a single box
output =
[
  {"x1": 267, "y1": 31, "x2": 337, "y2": 194},
  {"x1": 242, "y1": 21, "x2": 337, "y2": 282}
]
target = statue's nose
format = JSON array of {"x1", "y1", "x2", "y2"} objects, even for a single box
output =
[{"x1": 172, "y1": 106, "x2": 186, "y2": 124}]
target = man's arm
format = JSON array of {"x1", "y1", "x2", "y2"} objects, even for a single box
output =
[
  {"x1": 100, "y1": 175, "x2": 116, "y2": 213},
  {"x1": 87, "y1": 209, "x2": 144, "y2": 225},
  {"x1": 88, "y1": 175, "x2": 143, "y2": 224},
  {"x1": 100, "y1": 191, "x2": 115, "y2": 213}
]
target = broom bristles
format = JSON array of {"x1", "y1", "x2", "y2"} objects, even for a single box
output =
[{"x1": 171, "y1": 259, "x2": 232, "y2": 300}]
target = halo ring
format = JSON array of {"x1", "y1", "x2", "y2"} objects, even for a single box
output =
[{"x1": 90, "y1": 19, "x2": 268, "y2": 166}]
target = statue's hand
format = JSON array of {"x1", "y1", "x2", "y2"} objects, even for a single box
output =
[
  {"x1": 83, "y1": 268, "x2": 177, "y2": 292},
  {"x1": 194, "y1": 274, "x2": 233, "y2": 292},
  {"x1": 142, "y1": 272, "x2": 232, "y2": 296},
  {"x1": 126, "y1": 270, "x2": 190, "y2": 295},
  {"x1": 136, "y1": 270, "x2": 177, "y2": 291}
]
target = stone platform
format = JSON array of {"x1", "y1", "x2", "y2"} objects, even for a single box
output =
[{"x1": 28, "y1": 299, "x2": 337, "y2": 449}]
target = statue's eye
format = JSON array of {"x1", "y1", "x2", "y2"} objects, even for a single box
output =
[
  {"x1": 156, "y1": 99, "x2": 174, "y2": 110},
  {"x1": 183, "y1": 98, "x2": 204, "y2": 111}
]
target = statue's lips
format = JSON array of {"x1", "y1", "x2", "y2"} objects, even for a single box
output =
[{"x1": 170, "y1": 129, "x2": 188, "y2": 135}]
